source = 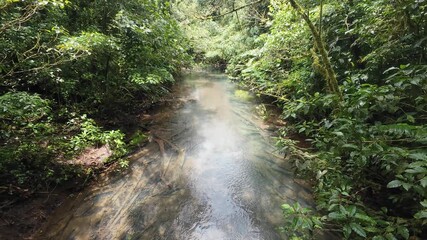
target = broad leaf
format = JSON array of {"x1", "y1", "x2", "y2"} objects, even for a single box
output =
[
  {"x1": 387, "y1": 180, "x2": 402, "y2": 188},
  {"x1": 350, "y1": 223, "x2": 367, "y2": 238}
]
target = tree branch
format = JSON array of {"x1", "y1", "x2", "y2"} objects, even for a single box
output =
[
  {"x1": 200, "y1": 0, "x2": 264, "y2": 20},
  {"x1": 288, "y1": 0, "x2": 343, "y2": 100},
  {"x1": 0, "y1": 3, "x2": 42, "y2": 34}
]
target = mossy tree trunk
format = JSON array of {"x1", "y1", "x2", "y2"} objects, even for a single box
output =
[{"x1": 288, "y1": 0, "x2": 343, "y2": 100}]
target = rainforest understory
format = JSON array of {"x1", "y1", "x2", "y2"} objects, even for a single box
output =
[{"x1": 1, "y1": 0, "x2": 427, "y2": 239}]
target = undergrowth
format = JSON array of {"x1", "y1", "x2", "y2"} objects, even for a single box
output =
[{"x1": 227, "y1": 0, "x2": 427, "y2": 239}]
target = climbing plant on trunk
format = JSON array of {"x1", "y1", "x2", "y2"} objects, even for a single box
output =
[{"x1": 288, "y1": 0, "x2": 343, "y2": 100}]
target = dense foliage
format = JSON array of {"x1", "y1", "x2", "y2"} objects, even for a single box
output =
[
  {"x1": 172, "y1": 0, "x2": 268, "y2": 67},
  {"x1": 2, "y1": 0, "x2": 426, "y2": 238},
  {"x1": 175, "y1": 0, "x2": 427, "y2": 239},
  {"x1": 225, "y1": 0, "x2": 427, "y2": 239},
  {"x1": 1, "y1": 0, "x2": 190, "y2": 195}
]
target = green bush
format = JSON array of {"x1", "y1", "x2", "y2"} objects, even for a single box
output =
[
  {"x1": 0, "y1": 0, "x2": 191, "y2": 195},
  {"x1": 0, "y1": 92, "x2": 128, "y2": 191},
  {"x1": 228, "y1": 0, "x2": 427, "y2": 238}
]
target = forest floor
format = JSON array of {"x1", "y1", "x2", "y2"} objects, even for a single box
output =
[{"x1": 0, "y1": 185, "x2": 75, "y2": 239}]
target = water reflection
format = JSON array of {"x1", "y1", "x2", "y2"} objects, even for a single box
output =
[{"x1": 38, "y1": 70, "x2": 313, "y2": 240}]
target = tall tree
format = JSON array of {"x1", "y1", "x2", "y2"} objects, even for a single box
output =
[{"x1": 288, "y1": 0, "x2": 342, "y2": 99}]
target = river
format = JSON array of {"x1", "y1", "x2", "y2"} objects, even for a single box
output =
[{"x1": 38, "y1": 70, "x2": 315, "y2": 240}]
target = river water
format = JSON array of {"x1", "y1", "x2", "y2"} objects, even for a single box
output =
[{"x1": 38, "y1": 70, "x2": 315, "y2": 240}]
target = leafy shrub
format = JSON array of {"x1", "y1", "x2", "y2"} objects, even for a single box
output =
[
  {"x1": 228, "y1": 0, "x2": 427, "y2": 238},
  {"x1": 281, "y1": 202, "x2": 324, "y2": 240},
  {"x1": 0, "y1": 92, "x2": 128, "y2": 191},
  {"x1": 0, "y1": 0, "x2": 191, "y2": 195}
]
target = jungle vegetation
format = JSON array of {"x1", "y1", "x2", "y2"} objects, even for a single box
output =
[
  {"x1": 1, "y1": 0, "x2": 426, "y2": 239},
  {"x1": 0, "y1": 0, "x2": 190, "y2": 197},
  {"x1": 175, "y1": 0, "x2": 427, "y2": 239}
]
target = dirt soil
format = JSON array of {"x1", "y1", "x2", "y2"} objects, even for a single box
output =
[
  {"x1": 71, "y1": 145, "x2": 112, "y2": 167},
  {"x1": 0, "y1": 190, "x2": 72, "y2": 240},
  {"x1": 0, "y1": 147, "x2": 111, "y2": 240}
]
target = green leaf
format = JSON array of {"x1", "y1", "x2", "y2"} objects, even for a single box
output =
[
  {"x1": 364, "y1": 226, "x2": 379, "y2": 233},
  {"x1": 387, "y1": 180, "x2": 402, "y2": 188},
  {"x1": 397, "y1": 226, "x2": 409, "y2": 239},
  {"x1": 312, "y1": 217, "x2": 322, "y2": 228},
  {"x1": 354, "y1": 213, "x2": 375, "y2": 223},
  {"x1": 414, "y1": 210, "x2": 427, "y2": 219},
  {"x1": 401, "y1": 182, "x2": 412, "y2": 191},
  {"x1": 342, "y1": 144, "x2": 359, "y2": 150},
  {"x1": 408, "y1": 152, "x2": 427, "y2": 161},
  {"x1": 343, "y1": 225, "x2": 352, "y2": 239},
  {"x1": 406, "y1": 114, "x2": 415, "y2": 123},
  {"x1": 328, "y1": 212, "x2": 346, "y2": 220},
  {"x1": 350, "y1": 223, "x2": 367, "y2": 238},
  {"x1": 333, "y1": 131, "x2": 344, "y2": 137},
  {"x1": 348, "y1": 206, "x2": 356, "y2": 216},
  {"x1": 281, "y1": 204, "x2": 292, "y2": 210},
  {"x1": 405, "y1": 166, "x2": 427, "y2": 174},
  {"x1": 340, "y1": 205, "x2": 347, "y2": 215},
  {"x1": 328, "y1": 204, "x2": 338, "y2": 211},
  {"x1": 408, "y1": 161, "x2": 425, "y2": 168},
  {"x1": 420, "y1": 177, "x2": 427, "y2": 188},
  {"x1": 385, "y1": 233, "x2": 398, "y2": 240}
]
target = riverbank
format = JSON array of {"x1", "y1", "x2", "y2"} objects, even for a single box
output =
[
  {"x1": 33, "y1": 69, "x2": 314, "y2": 239},
  {"x1": 0, "y1": 85, "x2": 187, "y2": 240}
]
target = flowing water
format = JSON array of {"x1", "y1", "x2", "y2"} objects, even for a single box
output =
[{"x1": 38, "y1": 70, "x2": 315, "y2": 240}]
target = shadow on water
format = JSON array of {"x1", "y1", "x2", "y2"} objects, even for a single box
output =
[{"x1": 38, "y1": 70, "x2": 317, "y2": 240}]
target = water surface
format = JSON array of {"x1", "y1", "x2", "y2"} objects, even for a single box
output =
[{"x1": 39, "y1": 70, "x2": 313, "y2": 240}]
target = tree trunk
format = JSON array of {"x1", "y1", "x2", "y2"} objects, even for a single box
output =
[{"x1": 288, "y1": 0, "x2": 343, "y2": 100}]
